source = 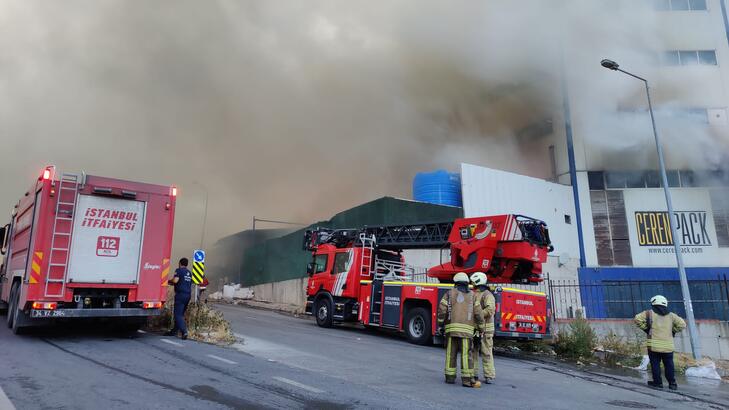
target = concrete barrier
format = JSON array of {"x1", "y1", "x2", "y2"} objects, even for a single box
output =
[
  {"x1": 250, "y1": 277, "x2": 307, "y2": 307},
  {"x1": 556, "y1": 318, "x2": 729, "y2": 360}
]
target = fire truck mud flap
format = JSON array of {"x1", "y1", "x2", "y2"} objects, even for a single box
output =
[{"x1": 30, "y1": 308, "x2": 163, "y2": 318}]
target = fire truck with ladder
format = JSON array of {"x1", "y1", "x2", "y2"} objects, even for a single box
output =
[
  {"x1": 0, "y1": 166, "x2": 176, "y2": 334},
  {"x1": 304, "y1": 214, "x2": 553, "y2": 345}
]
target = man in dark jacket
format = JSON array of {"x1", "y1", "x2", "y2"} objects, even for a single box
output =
[{"x1": 165, "y1": 258, "x2": 193, "y2": 339}]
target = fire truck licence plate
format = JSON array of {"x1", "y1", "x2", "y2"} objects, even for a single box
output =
[
  {"x1": 516, "y1": 321, "x2": 533, "y2": 329},
  {"x1": 31, "y1": 310, "x2": 67, "y2": 318}
]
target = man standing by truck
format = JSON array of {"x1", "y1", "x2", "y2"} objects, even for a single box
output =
[
  {"x1": 165, "y1": 258, "x2": 193, "y2": 339},
  {"x1": 634, "y1": 295, "x2": 687, "y2": 390},
  {"x1": 470, "y1": 272, "x2": 496, "y2": 384},
  {"x1": 437, "y1": 272, "x2": 485, "y2": 388}
]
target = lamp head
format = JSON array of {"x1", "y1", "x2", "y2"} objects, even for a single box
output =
[{"x1": 601, "y1": 59, "x2": 619, "y2": 70}]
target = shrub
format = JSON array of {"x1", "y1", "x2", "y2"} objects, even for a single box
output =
[
  {"x1": 600, "y1": 332, "x2": 643, "y2": 367},
  {"x1": 185, "y1": 302, "x2": 235, "y2": 344},
  {"x1": 554, "y1": 310, "x2": 597, "y2": 360},
  {"x1": 145, "y1": 293, "x2": 235, "y2": 345}
]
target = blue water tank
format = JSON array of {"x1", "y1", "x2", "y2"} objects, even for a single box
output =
[{"x1": 413, "y1": 170, "x2": 462, "y2": 207}]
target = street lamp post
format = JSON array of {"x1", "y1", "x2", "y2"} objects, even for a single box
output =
[
  {"x1": 600, "y1": 59, "x2": 701, "y2": 359},
  {"x1": 191, "y1": 181, "x2": 209, "y2": 250},
  {"x1": 189, "y1": 181, "x2": 209, "y2": 304}
]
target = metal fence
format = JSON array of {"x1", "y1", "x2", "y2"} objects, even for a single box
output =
[{"x1": 546, "y1": 276, "x2": 729, "y2": 321}]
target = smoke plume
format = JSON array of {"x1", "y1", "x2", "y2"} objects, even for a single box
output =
[{"x1": 0, "y1": 0, "x2": 725, "y2": 255}]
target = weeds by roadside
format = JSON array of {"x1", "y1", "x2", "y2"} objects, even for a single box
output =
[
  {"x1": 597, "y1": 331, "x2": 643, "y2": 368},
  {"x1": 554, "y1": 310, "x2": 597, "y2": 360},
  {"x1": 145, "y1": 290, "x2": 235, "y2": 345},
  {"x1": 186, "y1": 302, "x2": 236, "y2": 345}
]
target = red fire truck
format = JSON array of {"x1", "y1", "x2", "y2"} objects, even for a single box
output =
[
  {"x1": 0, "y1": 166, "x2": 176, "y2": 333},
  {"x1": 304, "y1": 215, "x2": 553, "y2": 344}
]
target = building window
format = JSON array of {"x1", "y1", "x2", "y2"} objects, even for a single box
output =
[
  {"x1": 680, "y1": 170, "x2": 696, "y2": 187},
  {"x1": 679, "y1": 50, "x2": 699, "y2": 65},
  {"x1": 698, "y1": 50, "x2": 718, "y2": 65},
  {"x1": 662, "y1": 51, "x2": 681, "y2": 65},
  {"x1": 690, "y1": 0, "x2": 708, "y2": 10},
  {"x1": 655, "y1": 0, "x2": 707, "y2": 11},
  {"x1": 597, "y1": 169, "x2": 718, "y2": 189},
  {"x1": 662, "y1": 50, "x2": 717, "y2": 66},
  {"x1": 626, "y1": 172, "x2": 646, "y2": 188},
  {"x1": 588, "y1": 171, "x2": 605, "y2": 190},
  {"x1": 667, "y1": 170, "x2": 681, "y2": 187},
  {"x1": 606, "y1": 172, "x2": 628, "y2": 189},
  {"x1": 644, "y1": 171, "x2": 661, "y2": 188}
]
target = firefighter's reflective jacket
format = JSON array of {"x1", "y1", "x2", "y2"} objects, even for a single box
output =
[
  {"x1": 437, "y1": 288, "x2": 485, "y2": 338},
  {"x1": 474, "y1": 288, "x2": 496, "y2": 335},
  {"x1": 634, "y1": 310, "x2": 686, "y2": 353}
]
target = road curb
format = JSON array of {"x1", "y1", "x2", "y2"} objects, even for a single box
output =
[
  {"x1": 496, "y1": 350, "x2": 727, "y2": 408},
  {"x1": 212, "y1": 301, "x2": 306, "y2": 318}
]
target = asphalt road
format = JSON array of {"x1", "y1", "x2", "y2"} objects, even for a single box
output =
[{"x1": 0, "y1": 304, "x2": 725, "y2": 409}]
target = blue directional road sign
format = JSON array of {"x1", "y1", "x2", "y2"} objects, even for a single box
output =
[{"x1": 192, "y1": 249, "x2": 206, "y2": 284}]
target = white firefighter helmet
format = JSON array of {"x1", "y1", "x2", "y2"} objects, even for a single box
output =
[
  {"x1": 470, "y1": 272, "x2": 488, "y2": 286},
  {"x1": 453, "y1": 272, "x2": 470, "y2": 284},
  {"x1": 650, "y1": 295, "x2": 668, "y2": 307}
]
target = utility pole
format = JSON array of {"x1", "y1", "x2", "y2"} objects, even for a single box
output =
[{"x1": 601, "y1": 59, "x2": 702, "y2": 359}]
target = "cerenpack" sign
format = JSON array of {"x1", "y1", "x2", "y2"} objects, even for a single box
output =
[
  {"x1": 623, "y1": 189, "x2": 727, "y2": 267},
  {"x1": 634, "y1": 211, "x2": 711, "y2": 247}
]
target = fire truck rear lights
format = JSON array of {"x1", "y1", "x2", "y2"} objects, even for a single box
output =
[
  {"x1": 171, "y1": 187, "x2": 177, "y2": 197},
  {"x1": 42, "y1": 169, "x2": 51, "y2": 180},
  {"x1": 32, "y1": 302, "x2": 57, "y2": 310},
  {"x1": 143, "y1": 301, "x2": 163, "y2": 309}
]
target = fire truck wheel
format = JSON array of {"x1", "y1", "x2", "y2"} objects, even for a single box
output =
[
  {"x1": 8, "y1": 282, "x2": 27, "y2": 334},
  {"x1": 6, "y1": 282, "x2": 19, "y2": 329},
  {"x1": 405, "y1": 307, "x2": 432, "y2": 345},
  {"x1": 314, "y1": 297, "x2": 333, "y2": 328}
]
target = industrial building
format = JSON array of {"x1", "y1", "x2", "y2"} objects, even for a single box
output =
[
  {"x1": 458, "y1": 1, "x2": 729, "y2": 319},
  {"x1": 210, "y1": 2, "x2": 729, "y2": 319}
]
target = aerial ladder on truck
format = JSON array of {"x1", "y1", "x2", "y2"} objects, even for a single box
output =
[{"x1": 303, "y1": 215, "x2": 554, "y2": 345}]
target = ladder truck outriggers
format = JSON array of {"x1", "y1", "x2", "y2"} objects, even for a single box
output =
[{"x1": 304, "y1": 214, "x2": 554, "y2": 345}]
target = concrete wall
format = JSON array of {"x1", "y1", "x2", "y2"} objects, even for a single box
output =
[
  {"x1": 556, "y1": 318, "x2": 729, "y2": 360},
  {"x1": 250, "y1": 277, "x2": 307, "y2": 307}
]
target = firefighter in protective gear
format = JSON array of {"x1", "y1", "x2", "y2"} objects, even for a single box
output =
[
  {"x1": 470, "y1": 271, "x2": 496, "y2": 384},
  {"x1": 437, "y1": 272, "x2": 485, "y2": 388},
  {"x1": 634, "y1": 295, "x2": 686, "y2": 391}
]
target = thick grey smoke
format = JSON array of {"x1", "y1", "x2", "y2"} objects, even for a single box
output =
[{"x1": 0, "y1": 0, "x2": 724, "y2": 255}]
